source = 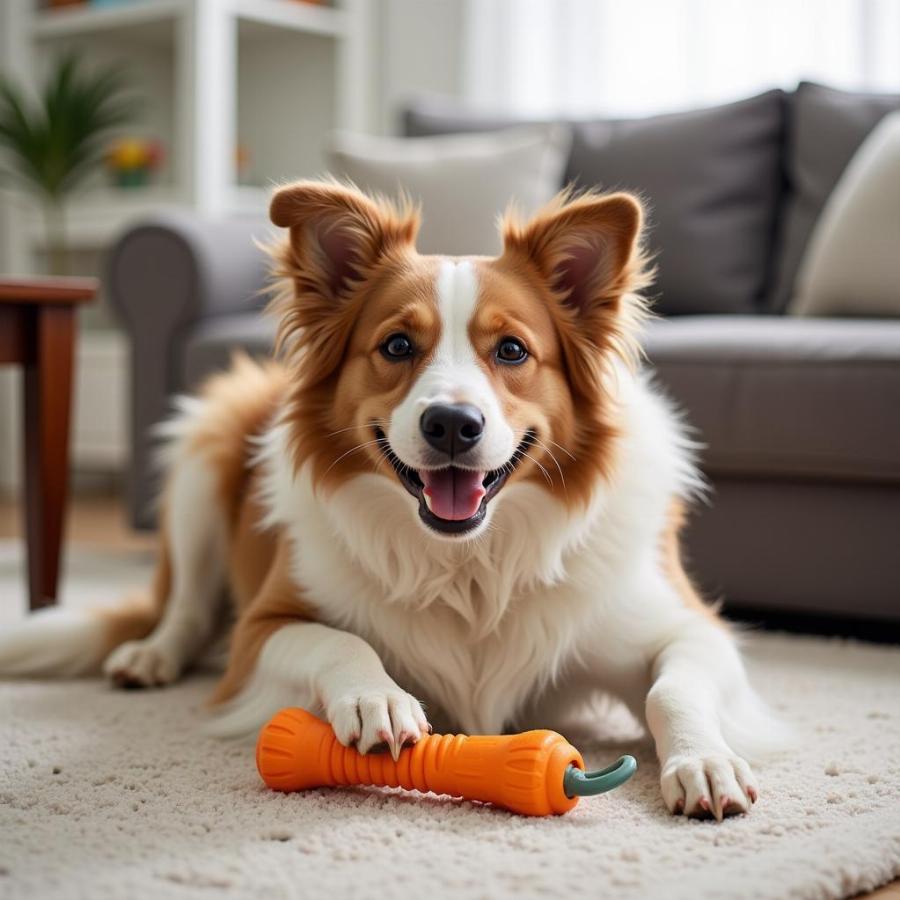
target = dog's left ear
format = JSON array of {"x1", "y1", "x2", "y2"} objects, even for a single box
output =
[
  {"x1": 268, "y1": 181, "x2": 419, "y2": 380},
  {"x1": 501, "y1": 190, "x2": 646, "y2": 322},
  {"x1": 270, "y1": 179, "x2": 419, "y2": 301}
]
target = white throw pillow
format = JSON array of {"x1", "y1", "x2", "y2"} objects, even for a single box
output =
[
  {"x1": 327, "y1": 126, "x2": 571, "y2": 256},
  {"x1": 790, "y1": 110, "x2": 900, "y2": 316}
]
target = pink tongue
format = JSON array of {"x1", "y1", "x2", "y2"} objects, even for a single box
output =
[{"x1": 421, "y1": 468, "x2": 486, "y2": 521}]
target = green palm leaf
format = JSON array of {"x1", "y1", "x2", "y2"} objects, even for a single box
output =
[{"x1": 0, "y1": 53, "x2": 137, "y2": 201}]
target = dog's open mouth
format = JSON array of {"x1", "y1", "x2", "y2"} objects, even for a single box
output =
[{"x1": 374, "y1": 428, "x2": 536, "y2": 535}]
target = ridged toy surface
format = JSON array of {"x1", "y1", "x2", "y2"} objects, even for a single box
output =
[{"x1": 257, "y1": 707, "x2": 636, "y2": 817}]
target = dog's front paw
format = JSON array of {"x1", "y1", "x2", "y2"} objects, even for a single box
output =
[
  {"x1": 660, "y1": 752, "x2": 758, "y2": 821},
  {"x1": 326, "y1": 688, "x2": 430, "y2": 759},
  {"x1": 103, "y1": 639, "x2": 182, "y2": 688}
]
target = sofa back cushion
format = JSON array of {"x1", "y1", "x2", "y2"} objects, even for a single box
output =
[
  {"x1": 327, "y1": 126, "x2": 570, "y2": 256},
  {"x1": 404, "y1": 90, "x2": 785, "y2": 316},
  {"x1": 767, "y1": 81, "x2": 900, "y2": 312},
  {"x1": 789, "y1": 111, "x2": 900, "y2": 318}
]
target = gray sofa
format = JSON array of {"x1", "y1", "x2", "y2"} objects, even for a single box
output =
[{"x1": 107, "y1": 82, "x2": 900, "y2": 624}]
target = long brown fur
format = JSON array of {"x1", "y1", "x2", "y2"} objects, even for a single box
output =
[
  {"x1": 267, "y1": 181, "x2": 430, "y2": 492},
  {"x1": 185, "y1": 353, "x2": 292, "y2": 524},
  {"x1": 660, "y1": 498, "x2": 724, "y2": 627},
  {"x1": 212, "y1": 534, "x2": 315, "y2": 704},
  {"x1": 494, "y1": 189, "x2": 654, "y2": 507}
]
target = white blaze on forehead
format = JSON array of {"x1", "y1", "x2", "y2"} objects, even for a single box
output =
[
  {"x1": 435, "y1": 259, "x2": 479, "y2": 368},
  {"x1": 428, "y1": 259, "x2": 487, "y2": 401},
  {"x1": 387, "y1": 258, "x2": 516, "y2": 470}
]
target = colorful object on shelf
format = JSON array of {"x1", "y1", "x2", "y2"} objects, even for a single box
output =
[
  {"x1": 105, "y1": 138, "x2": 164, "y2": 188},
  {"x1": 257, "y1": 707, "x2": 637, "y2": 817},
  {"x1": 235, "y1": 143, "x2": 251, "y2": 181}
]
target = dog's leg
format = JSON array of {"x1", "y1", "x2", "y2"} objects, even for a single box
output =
[
  {"x1": 104, "y1": 453, "x2": 226, "y2": 687},
  {"x1": 645, "y1": 622, "x2": 764, "y2": 820},
  {"x1": 211, "y1": 622, "x2": 431, "y2": 757},
  {"x1": 208, "y1": 538, "x2": 429, "y2": 756}
]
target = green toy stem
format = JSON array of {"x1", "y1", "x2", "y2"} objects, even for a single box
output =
[{"x1": 563, "y1": 755, "x2": 637, "y2": 798}]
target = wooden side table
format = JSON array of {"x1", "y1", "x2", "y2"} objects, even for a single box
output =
[{"x1": 0, "y1": 277, "x2": 97, "y2": 610}]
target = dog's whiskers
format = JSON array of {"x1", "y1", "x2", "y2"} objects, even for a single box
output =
[
  {"x1": 518, "y1": 450, "x2": 553, "y2": 487},
  {"x1": 546, "y1": 438, "x2": 576, "y2": 461},
  {"x1": 325, "y1": 420, "x2": 389, "y2": 439},
  {"x1": 323, "y1": 438, "x2": 384, "y2": 477},
  {"x1": 529, "y1": 436, "x2": 567, "y2": 492}
]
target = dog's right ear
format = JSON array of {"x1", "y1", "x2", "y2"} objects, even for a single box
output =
[{"x1": 270, "y1": 180, "x2": 419, "y2": 301}]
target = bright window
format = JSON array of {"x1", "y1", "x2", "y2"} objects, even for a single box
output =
[{"x1": 463, "y1": 0, "x2": 900, "y2": 116}]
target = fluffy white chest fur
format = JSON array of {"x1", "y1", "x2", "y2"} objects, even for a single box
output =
[{"x1": 259, "y1": 368, "x2": 699, "y2": 735}]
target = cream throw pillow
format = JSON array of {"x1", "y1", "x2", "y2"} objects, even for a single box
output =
[
  {"x1": 791, "y1": 111, "x2": 900, "y2": 316},
  {"x1": 327, "y1": 126, "x2": 571, "y2": 256}
]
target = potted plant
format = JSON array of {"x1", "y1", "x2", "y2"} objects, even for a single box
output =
[{"x1": 0, "y1": 54, "x2": 135, "y2": 274}]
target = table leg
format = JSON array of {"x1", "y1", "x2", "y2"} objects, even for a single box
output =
[{"x1": 23, "y1": 306, "x2": 76, "y2": 611}]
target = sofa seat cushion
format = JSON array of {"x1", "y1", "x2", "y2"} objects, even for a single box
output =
[
  {"x1": 643, "y1": 316, "x2": 900, "y2": 483},
  {"x1": 181, "y1": 313, "x2": 277, "y2": 391}
]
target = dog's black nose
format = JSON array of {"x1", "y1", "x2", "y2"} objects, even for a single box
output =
[{"x1": 420, "y1": 403, "x2": 484, "y2": 457}]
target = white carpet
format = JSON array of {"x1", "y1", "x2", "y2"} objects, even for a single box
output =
[{"x1": 1, "y1": 542, "x2": 899, "y2": 900}]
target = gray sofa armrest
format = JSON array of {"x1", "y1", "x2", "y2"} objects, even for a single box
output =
[{"x1": 106, "y1": 210, "x2": 273, "y2": 529}]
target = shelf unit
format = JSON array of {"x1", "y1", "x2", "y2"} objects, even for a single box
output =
[
  {"x1": 32, "y1": 0, "x2": 186, "y2": 39},
  {"x1": 17, "y1": 0, "x2": 364, "y2": 229},
  {"x1": 32, "y1": 0, "x2": 347, "y2": 41},
  {"x1": 0, "y1": 0, "x2": 372, "y2": 485}
]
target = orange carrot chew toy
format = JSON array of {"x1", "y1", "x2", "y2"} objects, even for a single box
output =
[{"x1": 257, "y1": 708, "x2": 636, "y2": 817}]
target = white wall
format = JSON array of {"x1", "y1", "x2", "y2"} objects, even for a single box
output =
[{"x1": 374, "y1": 0, "x2": 466, "y2": 134}]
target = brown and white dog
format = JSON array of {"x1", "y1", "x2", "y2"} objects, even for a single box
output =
[{"x1": 0, "y1": 181, "x2": 783, "y2": 819}]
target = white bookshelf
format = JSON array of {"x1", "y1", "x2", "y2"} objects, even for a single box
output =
[
  {"x1": 23, "y1": 0, "x2": 363, "y2": 223},
  {"x1": 32, "y1": 0, "x2": 347, "y2": 40},
  {"x1": 32, "y1": 0, "x2": 185, "y2": 39},
  {"x1": 0, "y1": 0, "x2": 371, "y2": 488}
]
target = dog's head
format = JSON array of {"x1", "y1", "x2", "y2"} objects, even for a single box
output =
[{"x1": 269, "y1": 180, "x2": 650, "y2": 540}]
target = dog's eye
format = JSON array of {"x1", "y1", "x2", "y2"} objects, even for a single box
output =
[
  {"x1": 381, "y1": 333, "x2": 414, "y2": 360},
  {"x1": 495, "y1": 337, "x2": 528, "y2": 365}
]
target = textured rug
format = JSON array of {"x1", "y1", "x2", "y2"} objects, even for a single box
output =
[{"x1": 1, "y1": 543, "x2": 899, "y2": 900}]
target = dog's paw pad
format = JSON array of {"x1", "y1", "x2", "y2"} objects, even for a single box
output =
[{"x1": 103, "y1": 640, "x2": 181, "y2": 688}]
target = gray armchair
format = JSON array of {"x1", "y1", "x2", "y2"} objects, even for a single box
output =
[{"x1": 107, "y1": 211, "x2": 274, "y2": 527}]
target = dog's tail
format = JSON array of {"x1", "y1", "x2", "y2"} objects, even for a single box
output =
[
  {"x1": 0, "y1": 546, "x2": 169, "y2": 678},
  {"x1": 0, "y1": 599, "x2": 160, "y2": 677}
]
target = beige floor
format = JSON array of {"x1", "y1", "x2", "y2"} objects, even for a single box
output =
[
  {"x1": 0, "y1": 488, "x2": 156, "y2": 552},
  {"x1": 1, "y1": 489, "x2": 897, "y2": 899}
]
